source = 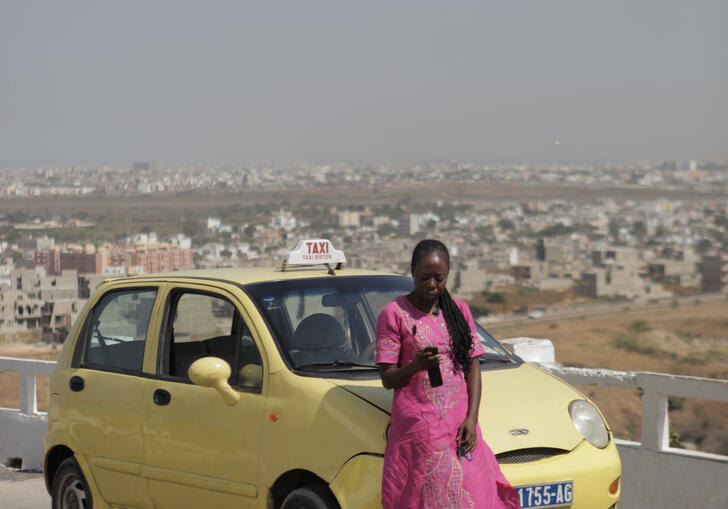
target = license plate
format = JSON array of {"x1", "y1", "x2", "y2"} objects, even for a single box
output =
[{"x1": 515, "y1": 481, "x2": 574, "y2": 508}]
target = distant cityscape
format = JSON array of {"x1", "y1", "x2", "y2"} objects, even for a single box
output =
[
  {"x1": 0, "y1": 160, "x2": 726, "y2": 343},
  {"x1": 1, "y1": 159, "x2": 727, "y2": 196}
]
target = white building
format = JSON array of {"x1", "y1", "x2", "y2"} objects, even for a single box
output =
[
  {"x1": 270, "y1": 209, "x2": 296, "y2": 231},
  {"x1": 339, "y1": 211, "x2": 360, "y2": 228}
]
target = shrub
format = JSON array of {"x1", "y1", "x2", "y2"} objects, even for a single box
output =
[
  {"x1": 668, "y1": 396, "x2": 685, "y2": 412},
  {"x1": 629, "y1": 320, "x2": 652, "y2": 334}
]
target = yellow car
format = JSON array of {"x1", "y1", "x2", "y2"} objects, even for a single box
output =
[{"x1": 43, "y1": 240, "x2": 620, "y2": 509}]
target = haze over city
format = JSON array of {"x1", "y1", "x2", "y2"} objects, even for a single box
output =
[
  {"x1": 1, "y1": 4, "x2": 728, "y2": 508},
  {"x1": 1, "y1": 0, "x2": 727, "y2": 166}
]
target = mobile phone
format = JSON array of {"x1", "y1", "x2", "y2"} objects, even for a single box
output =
[
  {"x1": 457, "y1": 444, "x2": 473, "y2": 461},
  {"x1": 424, "y1": 346, "x2": 443, "y2": 387}
]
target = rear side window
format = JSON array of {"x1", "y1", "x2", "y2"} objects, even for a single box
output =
[
  {"x1": 84, "y1": 289, "x2": 157, "y2": 371},
  {"x1": 173, "y1": 293, "x2": 236, "y2": 342}
]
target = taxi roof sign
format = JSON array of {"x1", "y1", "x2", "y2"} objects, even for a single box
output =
[{"x1": 282, "y1": 239, "x2": 346, "y2": 273}]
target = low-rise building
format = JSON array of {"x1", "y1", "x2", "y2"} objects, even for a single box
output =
[
  {"x1": 646, "y1": 248, "x2": 701, "y2": 288},
  {"x1": 0, "y1": 268, "x2": 85, "y2": 340},
  {"x1": 698, "y1": 254, "x2": 725, "y2": 292},
  {"x1": 131, "y1": 246, "x2": 194, "y2": 274}
]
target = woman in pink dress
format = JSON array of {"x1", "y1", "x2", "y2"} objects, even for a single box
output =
[{"x1": 376, "y1": 239, "x2": 520, "y2": 509}]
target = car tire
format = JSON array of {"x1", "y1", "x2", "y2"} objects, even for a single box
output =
[
  {"x1": 281, "y1": 484, "x2": 339, "y2": 509},
  {"x1": 51, "y1": 457, "x2": 93, "y2": 509}
]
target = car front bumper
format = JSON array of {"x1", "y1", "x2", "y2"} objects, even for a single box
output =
[{"x1": 500, "y1": 435, "x2": 621, "y2": 509}]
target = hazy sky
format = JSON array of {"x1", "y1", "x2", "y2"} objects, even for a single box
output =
[{"x1": 1, "y1": 1, "x2": 726, "y2": 166}]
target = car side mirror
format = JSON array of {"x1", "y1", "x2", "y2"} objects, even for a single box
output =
[
  {"x1": 188, "y1": 357, "x2": 240, "y2": 405},
  {"x1": 238, "y1": 364, "x2": 263, "y2": 389}
]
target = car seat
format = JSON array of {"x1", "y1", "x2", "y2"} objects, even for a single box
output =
[{"x1": 290, "y1": 313, "x2": 355, "y2": 366}]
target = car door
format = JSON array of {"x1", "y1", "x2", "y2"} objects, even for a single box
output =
[
  {"x1": 140, "y1": 283, "x2": 265, "y2": 509},
  {"x1": 65, "y1": 285, "x2": 160, "y2": 509}
]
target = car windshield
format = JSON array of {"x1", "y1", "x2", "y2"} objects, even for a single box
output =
[{"x1": 244, "y1": 275, "x2": 513, "y2": 376}]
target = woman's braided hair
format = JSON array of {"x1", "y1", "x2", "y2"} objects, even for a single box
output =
[{"x1": 411, "y1": 239, "x2": 474, "y2": 377}]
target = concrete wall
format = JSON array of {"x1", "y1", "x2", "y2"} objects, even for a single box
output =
[
  {"x1": 0, "y1": 409, "x2": 47, "y2": 471},
  {"x1": 0, "y1": 356, "x2": 55, "y2": 471},
  {"x1": 617, "y1": 440, "x2": 728, "y2": 508}
]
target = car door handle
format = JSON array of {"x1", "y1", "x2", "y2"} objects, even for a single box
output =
[
  {"x1": 69, "y1": 376, "x2": 85, "y2": 392},
  {"x1": 153, "y1": 389, "x2": 171, "y2": 406}
]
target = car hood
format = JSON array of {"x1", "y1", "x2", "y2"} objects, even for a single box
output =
[{"x1": 329, "y1": 363, "x2": 585, "y2": 454}]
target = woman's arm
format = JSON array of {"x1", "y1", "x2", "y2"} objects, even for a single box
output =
[
  {"x1": 379, "y1": 349, "x2": 440, "y2": 389},
  {"x1": 457, "y1": 356, "x2": 482, "y2": 453}
]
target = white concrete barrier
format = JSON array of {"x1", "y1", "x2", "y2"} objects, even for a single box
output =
[
  {"x1": 616, "y1": 439, "x2": 728, "y2": 508},
  {"x1": 0, "y1": 356, "x2": 56, "y2": 471},
  {"x1": 503, "y1": 337, "x2": 728, "y2": 509},
  {"x1": 500, "y1": 337, "x2": 556, "y2": 364}
]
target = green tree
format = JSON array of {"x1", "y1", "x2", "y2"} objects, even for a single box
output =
[
  {"x1": 538, "y1": 224, "x2": 574, "y2": 237},
  {"x1": 696, "y1": 238, "x2": 713, "y2": 254},
  {"x1": 377, "y1": 223, "x2": 397, "y2": 237},
  {"x1": 631, "y1": 221, "x2": 647, "y2": 239},
  {"x1": 629, "y1": 320, "x2": 652, "y2": 334},
  {"x1": 469, "y1": 304, "x2": 490, "y2": 318},
  {"x1": 243, "y1": 224, "x2": 257, "y2": 238},
  {"x1": 498, "y1": 219, "x2": 515, "y2": 231},
  {"x1": 475, "y1": 225, "x2": 494, "y2": 240},
  {"x1": 485, "y1": 292, "x2": 505, "y2": 303},
  {"x1": 608, "y1": 220, "x2": 620, "y2": 239}
]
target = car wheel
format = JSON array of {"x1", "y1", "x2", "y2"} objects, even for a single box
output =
[
  {"x1": 281, "y1": 484, "x2": 339, "y2": 509},
  {"x1": 51, "y1": 457, "x2": 93, "y2": 509}
]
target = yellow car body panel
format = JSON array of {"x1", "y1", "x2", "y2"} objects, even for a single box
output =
[
  {"x1": 258, "y1": 370, "x2": 388, "y2": 484},
  {"x1": 330, "y1": 363, "x2": 588, "y2": 453},
  {"x1": 329, "y1": 454, "x2": 384, "y2": 509},
  {"x1": 479, "y1": 364, "x2": 586, "y2": 453},
  {"x1": 44, "y1": 264, "x2": 620, "y2": 509}
]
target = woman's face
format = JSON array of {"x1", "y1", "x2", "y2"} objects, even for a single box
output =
[{"x1": 412, "y1": 252, "x2": 449, "y2": 304}]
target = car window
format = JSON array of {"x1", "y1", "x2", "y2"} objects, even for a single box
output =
[
  {"x1": 277, "y1": 286, "x2": 361, "y2": 367},
  {"x1": 163, "y1": 291, "x2": 263, "y2": 391},
  {"x1": 246, "y1": 276, "x2": 412, "y2": 370},
  {"x1": 282, "y1": 287, "x2": 342, "y2": 333},
  {"x1": 84, "y1": 289, "x2": 157, "y2": 372},
  {"x1": 245, "y1": 275, "x2": 514, "y2": 375},
  {"x1": 474, "y1": 323, "x2": 511, "y2": 358}
]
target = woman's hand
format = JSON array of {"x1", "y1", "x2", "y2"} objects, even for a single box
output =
[
  {"x1": 379, "y1": 348, "x2": 441, "y2": 389},
  {"x1": 459, "y1": 353, "x2": 483, "y2": 454},
  {"x1": 457, "y1": 417, "x2": 478, "y2": 453},
  {"x1": 410, "y1": 348, "x2": 441, "y2": 372}
]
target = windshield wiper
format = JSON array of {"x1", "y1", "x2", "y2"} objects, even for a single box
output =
[
  {"x1": 479, "y1": 354, "x2": 513, "y2": 364},
  {"x1": 294, "y1": 360, "x2": 379, "y2": 371}
]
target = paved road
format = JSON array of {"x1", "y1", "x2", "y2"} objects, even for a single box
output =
[
  {"x1": 0, "y1": 466, "x2": 49, "y2": 509},
  {"x1": 484, "y1": 291, "x2": 727, "y2": 330}
]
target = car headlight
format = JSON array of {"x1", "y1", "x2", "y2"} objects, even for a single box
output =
[{"x1": 569, "y1": 400, "x2": 609, "y2": 448}]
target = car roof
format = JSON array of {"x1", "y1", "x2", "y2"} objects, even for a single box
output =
[{"x1": 107, "y1": 267, "x2": 401, "y2": 287}]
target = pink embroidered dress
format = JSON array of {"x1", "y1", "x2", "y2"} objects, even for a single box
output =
[{"x1": 376, "y1": 295, "x2": 520, "y2": 509}]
